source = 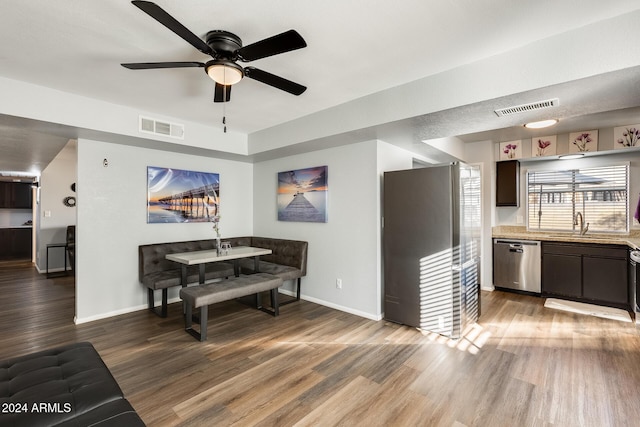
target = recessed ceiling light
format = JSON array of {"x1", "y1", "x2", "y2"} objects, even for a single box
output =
[
  {"x1": 558, "y1": 153, "x2": 585, "y2": 160},
  {"x1": 524, "y1": 119, "x2": 559, "y2": 129}
]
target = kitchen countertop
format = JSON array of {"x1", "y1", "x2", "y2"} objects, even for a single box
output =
[{"x1": 492, "y1": 226, "x2": 640, "y2": 249}]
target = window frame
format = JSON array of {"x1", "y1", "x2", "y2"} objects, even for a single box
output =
[{"x1": 525, "y1": 162, "x2": 630, "y2": 234}]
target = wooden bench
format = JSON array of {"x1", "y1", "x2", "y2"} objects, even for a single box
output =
[{"x1": 179, "y1": 273, "x2": 283, "y2": 341}]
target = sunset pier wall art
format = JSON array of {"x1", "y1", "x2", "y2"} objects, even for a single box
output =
[
  {"x1": 147, "y1": 166, "x2": 220, "y2": 224},
  {"x1": 277, "y1": 166, "x2": 328, "y2": 223}
]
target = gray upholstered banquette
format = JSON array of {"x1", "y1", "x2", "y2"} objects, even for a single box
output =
[
  {"x1": 139, "y1": 236, "x2": 308, "y2": 316},
  {"x1": 138, "y1": 239, "x2": 234, "y2": 317}
]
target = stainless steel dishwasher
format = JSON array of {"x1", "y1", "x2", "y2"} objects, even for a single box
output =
[{"x1": 493, "y1": 239, "x2": 541, "y2": 293}]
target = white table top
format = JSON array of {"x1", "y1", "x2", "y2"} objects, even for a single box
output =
[{"x1": 165, "y1": 246, "x2": 272, "y2": 265}]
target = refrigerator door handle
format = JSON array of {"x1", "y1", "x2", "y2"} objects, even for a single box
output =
[{"x1": 451, "y1": 259, "x2": 477, "y2": 271}]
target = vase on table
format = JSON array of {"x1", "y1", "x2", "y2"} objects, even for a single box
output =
[{"x1": 216, "y1": 236, "x2": 221, "y2": 255}]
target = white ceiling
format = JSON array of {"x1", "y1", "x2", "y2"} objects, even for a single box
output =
[{"x1": 2, "y1": 0, "x2": 640, "y2": 174}]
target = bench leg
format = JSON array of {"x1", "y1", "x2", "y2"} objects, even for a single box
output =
[
  {"x1": 233, "y1": 260, "x2": 240, "y2": 277},
  {"x1": 271, "y1": 288, "x2": 279, "y2": 316},
  {"x1": 200, "y1": 306, "x2": 208, "y2": 341},
  {"x1": 162, "y1": 289, "x2": 168, "y2": 316},
  {"x1": 279, "y1": 278, "x2": 301, "y2": 306},
  {"x1": 185, "y1": 303, "x2": 192, "y2": 329},
  {"x1": 184, "y1": 304, "x2": 208, "y2": 342},
  {"x1": 257, "y1": 288, "x2": 279, "y2": 317},
  {"x1": 148, "y1": 288, "x2": 168, "y2": 318}
]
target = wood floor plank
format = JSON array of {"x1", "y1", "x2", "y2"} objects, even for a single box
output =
[
  {"x1": 293, "y1": 375, "x2": 381, "y2": 427},
  {"x1": 2, "y1": 260, "x2": 640, "y2": 426}
]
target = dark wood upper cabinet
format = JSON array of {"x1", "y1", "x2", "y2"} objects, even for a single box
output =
[
  {"x1": 496, "y1": 160, "x2": 520, "y2": 207},
  {"x1": 0, "y1": 182, "x2": 10, "y2": 207},
  {"x1": 0, "y1": 182, "x2": 32, "y2": 209},
  {"x1": 12, "y1": 183, "x2": 32, "y2": 209}
]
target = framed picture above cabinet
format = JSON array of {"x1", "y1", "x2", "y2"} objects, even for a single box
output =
[
  {"x1": 568, "y1": 130, "x2": 598, "y2": 153},
  {"x1": 499, "y1": 140, "x2": 521, "y2": 160},
  {"x1": 533, "y1": 135, "x2": 557, "y2": 157}
]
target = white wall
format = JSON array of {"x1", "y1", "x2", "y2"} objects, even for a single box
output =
[
  {"x1": 75, "y1": 138, "x2": 253, "y2": 323},
  {"x1": 37, "y1": 139, "x2": 77, "y2": 272},
  {"x1": 506, "y1": 151, "x2": 640, "y2": 231},
  {"x1": 253, "y1": 140, "x2": 414, "y2": 320},
  {"x1": 0, "y1": 77, "x2": 247, "y2": 155},
  {"x1": 72, "y1": 136, "x2": 416, "y2": 323},
  {"x1": 464, "y1": 140, "x2": 495, "y2": 290},
  {"x1": 492, "y1": 126, "x2": 640, "y2": 231},
  {"x1": 468, "y1": 139, "x2": 640, "y2": 291},
  {"x1": 0, "y1": 209, "x2": 32, "y2": 228}
]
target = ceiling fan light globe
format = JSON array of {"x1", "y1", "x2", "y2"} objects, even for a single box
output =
[{"x1": 206, "y1": 61, "x2": 243, "y2": 85}]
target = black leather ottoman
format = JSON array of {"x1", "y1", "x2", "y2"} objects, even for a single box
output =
[{"x1": 0, "y1": 342, "x2": 144, "y2": 426}]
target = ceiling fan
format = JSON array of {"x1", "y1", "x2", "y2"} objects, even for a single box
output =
[{"x1": 121, "y1": 0, "x2": 307, "y2": 103}]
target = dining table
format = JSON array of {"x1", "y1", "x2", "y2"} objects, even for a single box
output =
[{"x1": 165, "y1": 246, "x2": 272, "y2": 286}]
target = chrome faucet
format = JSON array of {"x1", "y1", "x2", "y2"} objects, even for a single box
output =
[{"x1": 574, "y1": 212, "x2": 589, "y2": 235}]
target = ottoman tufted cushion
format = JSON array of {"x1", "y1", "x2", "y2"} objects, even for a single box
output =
[{"x1": 0, "y1": 342, "x2": 144, "y2": 426}]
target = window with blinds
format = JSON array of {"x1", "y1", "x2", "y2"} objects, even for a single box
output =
[{"x1": 527, "y1": 164, "x2": 628, "y2": 233}]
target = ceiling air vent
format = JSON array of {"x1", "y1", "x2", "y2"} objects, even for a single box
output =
[
  {"x1": 139, "y1": 116, "x2": 184, "y2": 139},
  {"x1": 494, "y1": 98, "x2": 559, "y2": 117}
]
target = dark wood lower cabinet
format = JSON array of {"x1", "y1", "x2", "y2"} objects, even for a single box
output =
[
  {"x1": 0, "y1": 228, "x2": 32, "y2": 259},
  {"x1": 542, "y1": 253, "x2": 582, "y2": 297},
  {"x1": 542, "y1": 241, "x2": 630, "y2": 310},
  {"x1": 0, "y1": 230, "x2": 8, "y2": 259},
  {"x1": 582, "y1": 256, "x2": 628, "y2": 304}
]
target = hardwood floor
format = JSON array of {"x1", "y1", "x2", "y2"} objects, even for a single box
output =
[{"x1": 2, "y1": 259, "x2": 640, "y2": 426}]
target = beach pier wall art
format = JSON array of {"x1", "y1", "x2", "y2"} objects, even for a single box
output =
[
  {"x1": 277, "y1": 166, "x2": 328, "y2": 223},
  {"x1": 147, "y1": 166, "x2": 220, "y2": 223}
]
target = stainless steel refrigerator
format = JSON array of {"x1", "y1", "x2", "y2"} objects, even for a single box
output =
[{"x1": 383, "y1": 163, "x2": 480, "y2": 339}]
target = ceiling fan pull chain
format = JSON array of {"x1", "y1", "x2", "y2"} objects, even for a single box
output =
[{"x1": 223, "y1": 69, "x2": 228, "y2": 133}]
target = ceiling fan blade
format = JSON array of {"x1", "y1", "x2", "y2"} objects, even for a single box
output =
[
  {"x1": 244, "y1": 67, "x2": 306, "y2": 95},
  {"x1": 131, "y1": 1, "x2": 214, "y2": 56},
  {"x1": 237, "y1": 29, "x2": 306, "y2": 62},
  {"x1": 214, "y1": 83, "x2": 232, "y2": 102},
  {"x1": 121, "y1": 61, "x2": 205, "y2": 70}
]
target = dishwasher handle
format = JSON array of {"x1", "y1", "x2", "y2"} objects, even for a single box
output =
[{"x1": 494, "y1": 239, "x2": 540, "y2": 254}]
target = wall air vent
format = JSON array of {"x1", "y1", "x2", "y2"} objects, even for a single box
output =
[
  {"x1": 139, "y1": 116, "x2": 184, "y2": 139},
  {"x1": 494, "y1": 98, "x2": 559, "y2": 117}
]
